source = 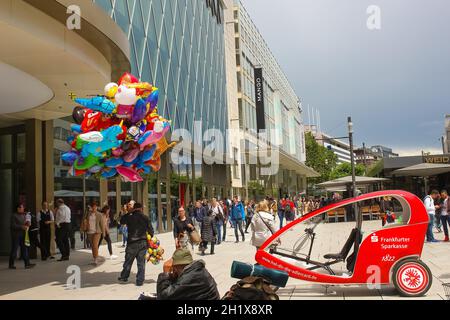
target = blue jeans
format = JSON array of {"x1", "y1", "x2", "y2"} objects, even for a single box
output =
[
  {"x1": 426, "y1": 214, "x2": 435, "y2": 241},
  {"x1": 441, "y1": 215, "x2": 450, "y2": 237},
  {"x1": 216, "y1": 221, "x2": 223, "y2": 244},
  {"x1": 278, "y1": 212, "x2": 285, "y2": 230},
  {"x1": 120, "y1": 240, "x2": 147, "y2": 284},
  {"x1": 9, "y1": 233, "x2": 30, "y2": 267}
]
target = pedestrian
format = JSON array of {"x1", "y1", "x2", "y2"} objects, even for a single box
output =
[
  {"x1": 156, "y1": 248, "x2": 220, "y2": 300},
  {"x1": 193, "y1": 200, "x2": 206, "y2": 231},
  {"x1": 9, "y1": 204, "x2": 35, "y2": 269},
  {"x1": 99, "y1": 205, "x2": 117, "y2": 260},
  {"x1": 200, "y1": 209, "x2": 217, "y2": 255},
  {"x1": 435, "y1": 193, "x2": 443, "y2": 233},
  {"x1": 220, "y1": 200, "x2": 228, "y2": 242},
  {"x1": 250, "y1": 201, "x2": 278, "y2": 251},
  {"x1": 230, "y1": 196, "x2": 245, "y2": 243},
  {"x1": 37, "y1": 201, "x2": 54, "y2": 261},
  {"x1": 283, "y1": 198, "x2": 295, "y2": 223},
  {"x1": 278, "y1": 198, "x2": 285, "y2": 229},
  {"x1": 54, "y1": 198, "x2": 71, "y2": 261},
  {"x1": 210, "y1": 198, "x2": 224, "y2": 244},
  {"x1": 118, "y1": 203, "x2": 154, "y2": 286},
  {"x1": 423, "y1": 190, "x2": 440, "y2": 243},
  {"x1": 440, "y1": 190, "x2": 450, "y2": 242},
  {"x1": 84, "y1": 201, "x2": 104, "y2": 265},
  {"x1": 244, "y1": 200, "x2": 255, "y2": 233},
  {"x1": 173, "y1": 207, "x2": 195, "y2": 249},
  {"x1": 187, "y1": 201, "x2": 195, "y2": 221},
  {"x1": 26, "y1": 208, "x2": 41, "y2": 260}
]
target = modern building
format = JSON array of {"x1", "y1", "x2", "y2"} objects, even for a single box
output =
[
  {"x1": 354, "y1": 146, "x2": 382, "y2": 166},
  {"x1": 0, "y1": 0, "x2": 229, "y2": 255},
  {"x1": 305, "y1": 125, "x2": 354, "y2": 164},
  {"x1": 224, "y1": 0, "x2": 317, "y2": 199},
  {"x1": 369, "y1": 145, "x2": 399, "y2": 159},
  {"x1": 442, "y1": 115, "x2": 450, "y2": 153}
]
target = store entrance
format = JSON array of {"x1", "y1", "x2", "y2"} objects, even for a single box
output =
[{"x1": 0, "y1": 125, "x2": 26, "y2": 255}]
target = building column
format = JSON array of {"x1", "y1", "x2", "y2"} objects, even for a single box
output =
[
  {"x1": 115, "y1": 177, "x2": 121, "y2": 217},
  {"x1": 165, "y1": 152, "x2": 172, "y2": 232},
  {"x1": 99, "y1": 178, "x2": 108, "y2": 206},
  {"x1": 142, "y1": 178, "x2": 149, "y2": 216},
  {"x1": 25, "y1": 119, "x2": 43, "y2": 215},
  {"x1": 43, "y1": 120, "x2": 55, "y2": 256},
  {"x1": 157, "y1": 172, "x2": 163, "y2": 234}
]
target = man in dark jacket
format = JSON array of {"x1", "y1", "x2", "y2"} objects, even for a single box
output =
[
  {"x1": 118, "y1": 203, "x2": 154, "y2": 286},
  {"x1": 9, "y1": 204, "x2": 35, "y2": 269},
  {"x1": 157, "y1": 248, "x2": 220, "y2": 300},
  {"x1": 193, "y1": 201, "x2": 206, "y2": 230}
]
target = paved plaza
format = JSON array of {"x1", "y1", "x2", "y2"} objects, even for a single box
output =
[{"x1": 0, "y1": 221, "x2": 449, "y2": 300}]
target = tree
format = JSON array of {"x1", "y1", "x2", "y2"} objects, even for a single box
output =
[
  {"x1": 329, "y1": 162, "x2": 366, "y2": 180},
  {"x1": 305, "y1": 132, "x2": 338, "y2": 184}
]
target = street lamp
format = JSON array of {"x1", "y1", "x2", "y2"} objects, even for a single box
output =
[{"x1": 348, "y1": 117, "x2": 356, "y2": 198}]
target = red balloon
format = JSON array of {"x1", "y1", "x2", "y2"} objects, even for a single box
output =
[
  {"x1": 81, "y1": 110, "x2": 102, "y2": 132},
  {"x1": 118, "y1": 72, "x2": 138, "y2": 85}
]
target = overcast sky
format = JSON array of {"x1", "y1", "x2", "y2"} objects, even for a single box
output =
[{"x1": 241, "y1": 0, "x2": 450, "y2": 155}]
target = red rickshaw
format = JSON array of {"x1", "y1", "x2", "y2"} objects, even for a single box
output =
[{"x1": 256, "y1": 190, "x2": 432, "y2": 297}]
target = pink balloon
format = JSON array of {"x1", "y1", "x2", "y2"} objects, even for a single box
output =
[{"x1": 116, "y1": 166, "x2": 143, "y2": 182}]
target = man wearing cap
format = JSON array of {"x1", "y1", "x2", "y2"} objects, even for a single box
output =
[{"x1": 156, "y1": 248, "x2": 220, "y2": 300}]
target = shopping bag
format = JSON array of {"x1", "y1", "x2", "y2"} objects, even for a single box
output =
[{"x1": 189, "y1": 229, "x2": 201, "y2": 245}]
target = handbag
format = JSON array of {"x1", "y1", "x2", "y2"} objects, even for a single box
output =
[{"x1": 189, "y1": 229, "x2": 201, "y2": 245}]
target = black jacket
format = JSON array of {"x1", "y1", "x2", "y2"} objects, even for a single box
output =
[
  {"x1": 201, "y1": 216, "x2": 217, "y2": 242},
  {"x1": 157, "y1": 260, "x2": 220, "y2": 300},
  {"x1": 173, "y1": 217, "x2": 194, "y2": 238},
  {"x1": 120, "y1": 209, "x2": 154, "y2": 243},
  {"x1": 10, "y1": 213, "x2": 26, "y2": 238}
]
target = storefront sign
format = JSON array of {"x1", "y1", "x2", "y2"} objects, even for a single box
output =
[
  {"x1": 254, "y1": 67, "x2": 266, "y2": 131},
  {"x1": 423, "y1": 154, "x2": 450, "y2": 164}
]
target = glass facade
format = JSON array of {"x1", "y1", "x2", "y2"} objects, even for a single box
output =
[{"x1": 93, "y1": 0, "x2": 227, "y2": 136}]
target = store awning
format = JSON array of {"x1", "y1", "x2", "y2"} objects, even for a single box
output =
[
  {"x1": 278, "y1": 152, "x2": 320, "y2": 178},
  {"x1": 316, "y1": 176, "x2": 389, "y2": 188},
  {"x1": 391, "y1": 163, "x2": 450, "y2": 177}
]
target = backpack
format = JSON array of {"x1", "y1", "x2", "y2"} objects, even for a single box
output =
[{"x1": 222, "y1": 276, "x2": 279, "y2": 300}]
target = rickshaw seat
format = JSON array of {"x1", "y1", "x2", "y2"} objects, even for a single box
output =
[{"x1": 323, "y1": 228, "x2": 358, "y2": 261}]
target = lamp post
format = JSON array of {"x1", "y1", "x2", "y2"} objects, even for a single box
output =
[
  {"x1": 348, "y1": 117, "x2": 356, "y2": 197},
  {"x1": 348, "y1": 116, "x2": 360, "y2": 231}
]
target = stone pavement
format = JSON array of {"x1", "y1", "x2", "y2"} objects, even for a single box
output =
[{"x1": 0, "y1": 221, "x2": 449, "y2": 300}]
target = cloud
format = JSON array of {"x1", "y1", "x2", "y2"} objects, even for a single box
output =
[{"x1": 394, "y1": 147, "x2": 443, "y2": 157}]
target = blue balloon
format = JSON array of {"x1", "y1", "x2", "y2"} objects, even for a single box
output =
[
  {"x1": 101, "y1": 168, "x2": 117, "y2": 178},
  {"x1": 71, "y1": 124, "x2": 82, "y2": 133},
  {"x1": 131, "y1": 98, "x2": 147, "y2": 124},
  {"x1": 104, "y1": 157, "x2": 123, "y2": 168},
  {"x1": 61, "y1": 152, "x2": 78, "y2": 165},
  {"x1": 75, "y1": 96, "x2": 116, "y2": 114},
  {"x1": 146, "y1": 89, "x2": 159, "y2": 112},
  {"x1": 141, "y1": 144, "x2": 157, "y2": 162}
]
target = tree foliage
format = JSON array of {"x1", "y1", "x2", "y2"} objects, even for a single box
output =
[
  {"x1": 305, "y1": 132, "x2": 338, "y2": 184},
  {"x1": 329, "y1": 162, "x2": 366, "y2": 180}
]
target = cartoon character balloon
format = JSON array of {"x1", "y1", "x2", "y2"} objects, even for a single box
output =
[{"x1": 62, "y1": 73, "x2": 175, "y2": 181}]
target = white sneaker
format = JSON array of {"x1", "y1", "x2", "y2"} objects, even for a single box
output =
[{"x1": 110, "y1": 255, "x2": 118, "y2": 260}]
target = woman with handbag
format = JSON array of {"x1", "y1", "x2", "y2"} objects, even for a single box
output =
[
  {"x1": 250, "y1": 201, "x2": 279, "y2": 252},
  {"x1": 84, "y1": 202, "x2": 104, "y2": 265},
  {"x1": 173, "y1": 207, "x2": 196, "y2": 249}
]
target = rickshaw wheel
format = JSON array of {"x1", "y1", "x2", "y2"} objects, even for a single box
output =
[{"x1": 392, "y1": 259, "x2": 432, "y2": 297}]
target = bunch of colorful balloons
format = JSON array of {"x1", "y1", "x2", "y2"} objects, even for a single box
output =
[
  {"x1": 146, "y1": 234, "x2": 164, "y2": 265},
  {"x1": 62, "y1": 73, "x2": 176, "y2": 182}
]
